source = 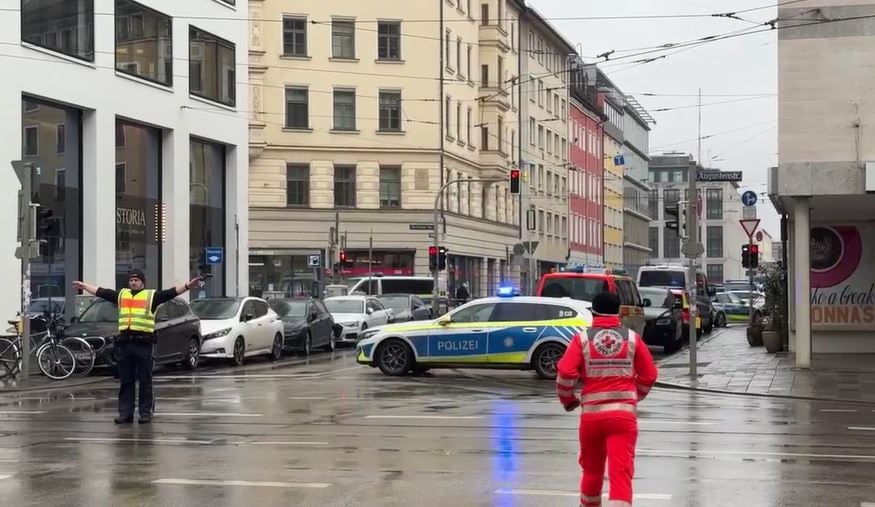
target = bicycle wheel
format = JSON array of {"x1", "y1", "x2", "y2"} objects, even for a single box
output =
[
  {"x1": 0, "y1": 338, "x2": 21, "y2": 380},
  {"x1": 61, "y1": 337, "x2": 95, "y2": 376},
  {"x1": 37, "y1": 343, "x2": 76, "y2": 380}
]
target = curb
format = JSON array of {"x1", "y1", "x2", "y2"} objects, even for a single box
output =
[
  {"x1": 655, "y1": 379, "x2": 875, "y2": 406},
  {"x1": 0, "y1": 376, "x2": 110, "y2": 395}
]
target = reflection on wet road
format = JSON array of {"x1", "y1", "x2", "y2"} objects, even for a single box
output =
[{"x1": 0, "y1": 349, "x2": 874, "y2": 506}]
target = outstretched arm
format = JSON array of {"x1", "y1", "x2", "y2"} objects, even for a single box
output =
[{"x1": 153, "y1": 277, "x2": 205, "y2": 308}]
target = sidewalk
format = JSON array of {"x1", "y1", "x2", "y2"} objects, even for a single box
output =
[
  {"x1": 657, "y1": 325, "x2": 875, "y2": 403},
  {"x1": 0, "y1": 373, "x2": 107, "y2": 394}
]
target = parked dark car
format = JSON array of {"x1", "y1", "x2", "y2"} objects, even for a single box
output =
[
  {"x1": 378, "y1": 294, "x2": 433, "y2": 322},
  {"x1": 61, "y1": 298, "x2": 203, "y2": 371},
  {"x1": 268, "y1": 298, "x2": 338, "y2": 354},
  {"x1": 639, "y1": 287, "x2": 684, "y2": 354}
]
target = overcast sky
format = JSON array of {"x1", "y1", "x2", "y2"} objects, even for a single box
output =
[{"x1": 530, "y1": 0, "x2": 780, "y2": 237}]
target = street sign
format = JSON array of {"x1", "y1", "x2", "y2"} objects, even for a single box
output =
[
  {"x1": 697, "y1": 170, "x2": 743, "y2": 182},
  {"x1": 682, "y1": 240, "x2": 705, "y2": 258},
  {"x1": 743, "y1": 206, "x2": 757, "y2": 219},
  {"x1": 741, "y1": 190, "x2": 758, "y2": 207},
  {"x1": 307, "y1": 254, "x2": 321, "y2": 267},
  {"x1": 205, "y1": 247, "x2": 224, "y2": 265},
  {"x1": 409, "y1": 223, "x2": 435, "y2": 231},
  {"x1": 613, "y1": 154, "x2": 625, "y2": 166},
  {"x1": 755, "y1": 230, "x2": 764, "y2": 242},
  {"x1": 740, "y1": 219, "x2": 760, "y2": 239}
]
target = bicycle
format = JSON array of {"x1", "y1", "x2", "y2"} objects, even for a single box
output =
[{"x1": 0, "y1": 314, "x2": 95, "y2": 380}]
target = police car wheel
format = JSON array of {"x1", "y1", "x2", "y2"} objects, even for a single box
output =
[
  {"x1": 375, "y1": 339, "x2": 414, "y2": 376},
  {"x1": 532, "y1": 343, "x2": 565, "y2": 380}
]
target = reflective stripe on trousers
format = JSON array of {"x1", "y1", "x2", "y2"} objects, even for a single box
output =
[
  {"x1": 581, "y1": 402, "x2": 636, "y2": 414},
  {"x1": 581, "y1": 493, "x2": 601, "y2": 506}
]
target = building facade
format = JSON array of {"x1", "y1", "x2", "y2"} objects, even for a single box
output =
[
  {"x1": 519, "y1": 7, "x2": 575, "y2": 286},
  {"x1": 602, "y1": 92, "x2": 625, "y2": 270},
  {"x1": 2, "y1": 0, "x2": 250, "y2": 319},
  {"x1": 771, "y1": 1, "x2": 875, "y2": 361},
  {"x1": 648, "y1": 155, "x2": 745, "y2": 284},
  {"x1": 621, "y1": 96, "x2": 654, "y2": 275},
  {"x1": 567, "y1": 61, "x2": 605, "y2": 270},
  {"x1": 248, "y1": 0, "x2": 523, "y2": 300}
]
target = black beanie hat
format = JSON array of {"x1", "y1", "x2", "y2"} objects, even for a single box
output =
[
  {"x1": 591, "y1": 291, "x2": 621, "y2": 316},
  {"x1": 128, "y1": 269, "x2": 146, "y2": 283}
]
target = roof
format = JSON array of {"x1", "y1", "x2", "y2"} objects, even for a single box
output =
[
  {"x1": 477, "y1": 296, "x2": 593, "y2": 312},
  {"x1": 524, "y1": 6, "x2": 577, "y2": 54}
]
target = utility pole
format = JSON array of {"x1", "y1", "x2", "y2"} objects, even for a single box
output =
[
  {"x1": 368, "y1": 228, "x2": 374, "y2": 291},
  {"x1": 432, "y1": 178, "x2": 502, "y2": 315},
  {"x1": 686, "y1": 159, "x2": 700, "y2": 378},
  {"x1": 13, "y1": 161, "x2": 39, "y2": 382}
]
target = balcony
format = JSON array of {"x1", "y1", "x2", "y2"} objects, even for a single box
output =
[
  {"x1": 479, "y1": 23, "x2": 510, "y2": 52},
  {"x1": 480, "y1": 149, "x2": 510, "y2": 179}
]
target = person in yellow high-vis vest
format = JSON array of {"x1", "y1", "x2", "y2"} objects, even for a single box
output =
[{"x1": 73, "y1": 270, "x2": 203, "y2": 424}]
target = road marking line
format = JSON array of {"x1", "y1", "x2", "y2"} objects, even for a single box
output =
[
  {"x1": 821, "y1": 409, "x2": 857, "y2": 413},
  {"x1": 288, "y1": 396, "x2": 327, "y2": 400},
  {"x1": 0, "y1": 475, "x2": 12, "y2": 480},
  {"x1": 639, "y1": 448, "x2": 875, "y2": 460},
  {"x1": 364, "y1": 415, "x2": 483, "y2": 420},
  {"x1": 494, "y1": 489, "x2": 671, "y2": 500},
  {"x1": 157, "y1": 412, "x2": 262, "y2": 418},
  {"x1": 251, "y1": 441, "x2": 328, "y2": 446},
  {"x1": 849, "y1": 427, "x2": 875, "y2": 431},
  {"x1": 160, "y1": 367, "x2": 363, "y2": 381},
  {"x1": 153, "y1": 478, "x2": 330, "y2": 489},
  {"x1": 639, "y1": 419, "x2": 716, "y2": 426},
  {"x1": 861, "y1": 502, "x2": 875, "y2": 507},
  {"x1": 65, "y1": 437, "x2": 212, "y2": 445},
  {"x1": 0, "y1": 411, "x2": 47, "y2": 415}
]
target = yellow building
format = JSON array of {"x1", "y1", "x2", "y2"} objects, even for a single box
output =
[
  {"x1": 248, "y1": 0, "x2": 523, "y2": 299},
  {"x1": 603, "y1": 123, "x2": 625, "y2": 269}
]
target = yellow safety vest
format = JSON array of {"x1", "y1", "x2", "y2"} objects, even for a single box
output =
[{"x1": 118, "y1": 289, "x2": 157, "y2": 333}]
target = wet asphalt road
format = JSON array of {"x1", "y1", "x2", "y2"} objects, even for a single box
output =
[{"x1": 0, "y1": 335, "x2": 874, "y2": 506}]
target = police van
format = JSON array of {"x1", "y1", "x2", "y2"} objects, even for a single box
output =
[
  {"x1": 346, "y1": 275, "x2": 449, "y2": 314},
  {"x1": 355, "y1": 291, "x2": 592, "y2": 379}
]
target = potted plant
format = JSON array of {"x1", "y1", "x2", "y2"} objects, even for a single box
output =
[{"x1": 761, "y1": 267, "x2": 786, "y2": 353}]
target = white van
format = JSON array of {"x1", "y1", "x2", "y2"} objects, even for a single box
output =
[
  {"x1": 346, "y1": 276, "x2": 448, "y2": 314},
  {"x1": 637, "y1": 265, "x2": 716, "y2": 334}
]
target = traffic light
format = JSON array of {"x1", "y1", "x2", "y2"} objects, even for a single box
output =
[
  {"x1": 438, "y1": 246, "x2": 447, "y2": 271},
  {"x1": 509, "y1": 168, "x2": 521, "y2": 194},
  {"x1": 339, "y1": 250, "x2": 348, "y2": 264},
  {"x1": 664, "y1": 201, "x2": 688, "y2": 238},
  {"x1": 429, "y1": 246, "x2": 438, "y2": 271},
  {"x1": 742, "y1": 244, "x2": 760, "y2": 269}
]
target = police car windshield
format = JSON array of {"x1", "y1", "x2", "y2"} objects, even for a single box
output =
[
  {"x1": 540, "y1": 278, "x2": 608, "y2": 302},
  {"x1": 78, "y1": 300, "x2": 118, "y2": 323},
  {"x1": 190, "y1": 299, "x2": 241, "y2": 320},
  {"x1": 639, "y1": 271, "x2": 685, "y2": 288},
  {"x1": 325, "y1": 299, "x2": 364, "y2": 314}
]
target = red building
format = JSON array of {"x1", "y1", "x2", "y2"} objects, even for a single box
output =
[{"x1": 568, "y1": 65, "x2": 605, "y2": 268}]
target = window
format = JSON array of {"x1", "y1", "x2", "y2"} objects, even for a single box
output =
[
  {"x1": 334, "y1": 166, "x2": 356, "y2": 207},
  {"x1": 482, "y1": 64, "x2": 489, "y2": 87},
  {"x1": 332, "y1": 19, "x2": 355, "y2": 58},
  {"x1": 707, "y1": 226, "x2": 723, "y2": 258},
  {"x1": 379, "y1": 91, "x2": 401, "y2": 131},
  {"x1": 24, "y1": 126, "x2": 38, "y2": 156},
  {"x1": 664, "y1": 189, "x2": 679, "y2": 207},
  {"x1": 285, "y1": 87, "x2": 309, "y2": 129},
  {"x1": 664, "y1": 227, "x2": 680, "y2": 258},
  {"x1": 546, "y1": 172, "x2": 553, "y2": 196},
  {"x1": 538, "y1": 125, "x2": 544, "y2": 150},
  {"x1": 456, "y1": 102, "x2": 462, "y2": 140},
  {"x1": 456, "y1": 37, "x2": 462, "y2": 74},
  {"x1": 189, "y1": 27, "x2": 236, "y2": 107},
  {"x1": 648, "y1": 189, "x2": 659, "y2": 219},
  {"x1": 22, "y1": 0, "x2": 94, "y2": 61},
  {"x1": 706, "y1": 264, "x2": 724, "y2": 285},
  {"x1": 649, "y1": 227, "x2": 659, "y2": 257},
  {"x1": 452, "y1": 303, "x2": 495, "y2": 323},
  {"x1": 538, "y1": 80, "x2": 544, "y2": 106},
  {"x1": 707, "y1": 188, "x2": 723, "y2": 219},
  {"x1": 55, "y1": 169, "x2": 66, "y2": 202},
  {"x1": 546, "y1": 92, "x2": 552, "y2": 113},
  {"x1": 467, "y1": 108, "x2": 472, "y2": 144},
  {"x1": 466, "y1": 44, "x2": 472, "y2": 79},
  {"x1": 116, "y1": 0, "x2": 172, "y2": 85},
  {"x1": 283, "y1": 16, "x2": 307, "y2": 56},
  {"x1": 190, "y1": 138, "x2": 226, "y2": 297},
  {"x1": 445, "y1": 29, "x2": 452, "y2": 68},
  {"x1": 497, "y1": 116, "x2": 504, "y2": 152},
  {"x1": 497, "y1": 56, "x2": 504, "y2": 86},
  {"x1": 333, "y1": 89, "x2": 356, "y2": 131},
  {"x1": 377, "y1": 21, "x2": 401, "y2": 60},
  {"x1": 56, "y1": 124, "x2": 65, "y2": 154},
  {"x1": 380, "y1": 166, "x2": 401, "y2": 208},
  {"x1": 481, "y1": 4, "x2": 489, "y2": 25},
  {"x1": 286, "y1": 165, "x2": 309, "y2": 207},
  {"x1": 445, "y1": 96, "x2": 452, "y2": 138},
  {"x1": 546, "y1": 129, "x2": 552, "y2": 154},
  {"x1": 115, "y1": 163, "x2": 126, "y2": 194},
  {"x1": 540, "y1": 278, "x2": 609, "y2": 301}
]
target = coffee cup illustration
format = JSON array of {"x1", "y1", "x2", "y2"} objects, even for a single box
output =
[{"x1": 810, "y1": 226, "x2": 861, "y2": 288}]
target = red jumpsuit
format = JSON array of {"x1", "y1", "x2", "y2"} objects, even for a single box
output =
[{"x1": 556, "y1": 315, "x2": 658, "y2": 507}]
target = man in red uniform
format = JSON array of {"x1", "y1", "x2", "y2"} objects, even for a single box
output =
[{"x1": 556, "y1": 292, "x2": 658, "y2": 507}]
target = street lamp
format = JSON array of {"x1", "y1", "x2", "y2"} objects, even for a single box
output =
[{"x1": 431, "y1": 178, "x2": 504, "y2": 316}]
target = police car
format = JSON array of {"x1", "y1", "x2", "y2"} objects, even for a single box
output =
[{"x1": 355, "y1": 290, "x2": 592, "y2": 379}]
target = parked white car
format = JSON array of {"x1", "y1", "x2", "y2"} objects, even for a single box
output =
[
  {"x1": 190, "y1": 297, "x2": 284, "y2": 366},
  {"x1": 324, "y1": 295, "x2": 392, "y2": 345}
]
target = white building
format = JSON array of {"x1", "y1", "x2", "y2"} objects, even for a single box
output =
[
  {"x1": 2, "y1": 0, "x2": 250, "y2": 319},
  {"x1": 647, "y1": 154, "x2": 746, "y2": 284}
]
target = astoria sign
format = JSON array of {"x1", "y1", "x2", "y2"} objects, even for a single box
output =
[{"x1": 116, "y1": 207, "x2": 147, "y2": 227}]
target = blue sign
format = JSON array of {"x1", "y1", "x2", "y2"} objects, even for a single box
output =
[
  {"x1": 307, "y1": 254, "x2": 321, "y2": 267},
  {"x1": 741, "y1": 190, "x2": 758, "y2": 207},
  {"x1": 205, "y1": 247, "x2": 224, "y2": 265},
  {"x1": 613, "y1": 154, "x2": 626, "y2": 166}
]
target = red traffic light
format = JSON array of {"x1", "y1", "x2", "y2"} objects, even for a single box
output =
[
  {"x1": 339, "y1": 250, "x2": 348, "y2": 263},
  {"x1": 510, "y1": 169, "x2": 520, "y2": 180},
  {"x1": 509, "y1": 168, "x2": 521, "y2": 194},
  {"x1": 428, "y1": 246, "x2": 438, "y2": 255},
  {"x1": 750, "y1": 245, "x2": 759, "y2": 254}
]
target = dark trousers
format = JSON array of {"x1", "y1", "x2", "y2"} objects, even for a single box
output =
[{"x1": 117, "y1": 341, "x2": 156, "y2": 418}]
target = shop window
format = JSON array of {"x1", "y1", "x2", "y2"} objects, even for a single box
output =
[{"x1": 190, "y1": 138, "x2": 226, "y2": 297}]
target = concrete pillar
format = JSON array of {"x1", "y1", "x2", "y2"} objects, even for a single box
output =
[
  {"x1": 81, "y1": 107, "x2": 116, "y2": 288},
  {"x1": 787, "y1": 218, "x2": 796, "y2": 351},
  {"x1": 793, "y1": 198, "x2": 811, "y2": 368}
]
